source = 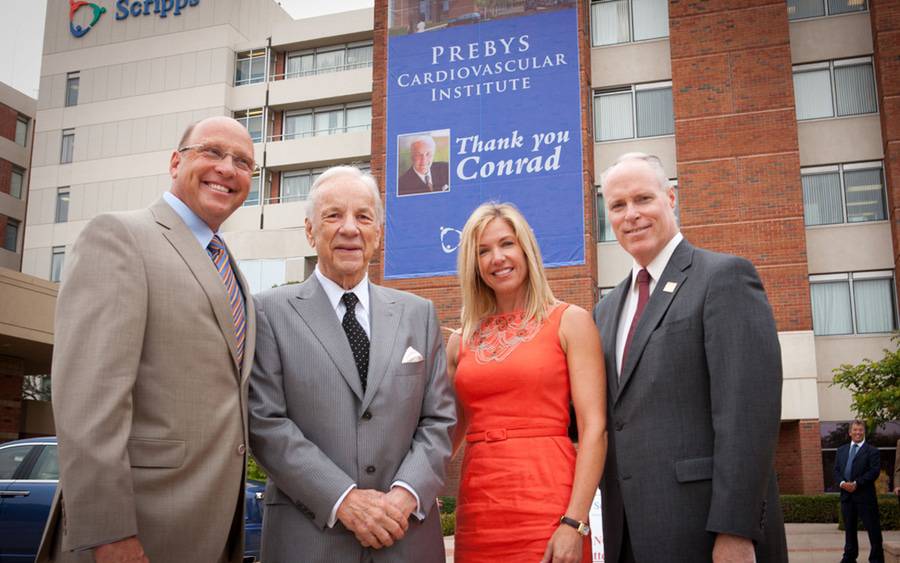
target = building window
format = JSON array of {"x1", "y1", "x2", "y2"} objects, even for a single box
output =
[
  {"x1": 280, "y1": 169, "x2": 323, "y2": 203},
  {"x1": 235, "y1": 50, "x2": 267, "y2": 86},
  {"x1": 283, "y1": 103, "x2": 372, "y2": 140},
  {"x1": 50, "y1": 246, "x2": 66, "y2": 282},
  {"x1": 802, "y1": 162, "x2": 886, "y2": 226},
  {"x1": 787, "y1": 0, "x2": 867, "y2": 20},
  {"x1": 10, "y1": 167, "x2": 24, "y2": 199},
  {"x1": 3, "y1": 218, "x2": 18, "y2": 252},
  {"x1": 56, "y1": 188, "x2": 70, "y2": 223},
  {"x1": 590, "y1": 0, "x2": 669, "y2": 47},
  {"x1": 244, "y1": 172, "x2": 268, "y2": 207},
  {"x1": 15, "y1": 116, "x2": 28, "y2": 146},
  {"x1": 65, "y1": 71, "x2": 80, "y2": 107},
  {"x1": 593, "y1": 82, "x2": 674, "y2": 142},
  {"x1": 237, "y1": 259, "x2": 287, "y2": 294},
  {"x1": 285, "y1": 41, "x2": 373, "y2": 79},
  {"x1": 793, "y1": 58, "x2": 877, "y2": 121},
  {"x1": 60, "y1": 129, "x2": 75, "y2": 164},
  {"x1": 234, "y1": 108, "x2": 264, "y2": 142},
  {"x1": 810, "y1": 271, "x2": 897, "y2": 335}
]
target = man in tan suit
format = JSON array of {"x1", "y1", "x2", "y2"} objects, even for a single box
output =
[{"x1": 38, "y1": 116, "x2": 256, "y2": 562}]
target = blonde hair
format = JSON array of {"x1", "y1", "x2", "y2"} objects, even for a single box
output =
[{"x1": 457, "y1": 202, "x2": 556, "y2": 344}]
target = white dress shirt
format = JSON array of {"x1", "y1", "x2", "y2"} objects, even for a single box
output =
[
  {"x1": 615, "y1": 232, "x2": 684, "y2": 376},
  {"x1": 313, "y1": 266, "x2": 424, "y2": 525}
]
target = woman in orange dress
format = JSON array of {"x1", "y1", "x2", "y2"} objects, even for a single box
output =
[{"x1": 447, "y1": 202, "x2": 607, "y2": 562}]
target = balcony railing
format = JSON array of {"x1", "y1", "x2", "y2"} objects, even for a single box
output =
[
  {"x1": 271, "y1": 60, "x2": 373, "y2": 82},
  {"x1": 267, "y1": 123, "x2": 372, "y2": 142}
]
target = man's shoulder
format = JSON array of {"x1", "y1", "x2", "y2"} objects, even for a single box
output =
[
  {"x1": 688, "y1": 243, "x2": 756, "y2": 277},
  {"x1": 371, "y1": 282, "x2": 432, "y2": 309},
  {"x1": 254, "y1": 278, "x2": 309, "y2": 308}
]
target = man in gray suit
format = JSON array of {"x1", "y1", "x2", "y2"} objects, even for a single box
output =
[
  {"x1": 248, "y1": 165, "x2": 456, "y2": 562},
  {"x1": 593, "y1": 153, "x2": 787, "y2": 562}
]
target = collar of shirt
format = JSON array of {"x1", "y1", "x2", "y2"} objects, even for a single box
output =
[
  {"x1": 629, "y1": 231, "x2": 684, "y2": 295},
  {"x1": 314, "y1": 266, "x2": 371, "y2": 336},
  {"x1": 414, "y1": 167, "x2": 431, "y2": 183},
  {"x1": 163, "y1": 191, "x2": 216, "y2": 249},
  {"x1": 851, "y1": 440, "x2": 865, "y2": 448}
]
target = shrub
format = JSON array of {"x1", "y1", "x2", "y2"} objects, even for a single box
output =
[
  {"x1": 837, "y1": 495, "x2": 900, "y2": 531},
  {"x1": 247, "y1": 456, "x2": 268, "y2": 482},
  {"x1": 780, "y1": 494, "x2": 840, "y2": 523},
  {"x1": 441, "y1": 511, "x2": 456, "y2": 536},
  {"x1": 439, "y1": 496, "x2": 457, "y2": 514}
]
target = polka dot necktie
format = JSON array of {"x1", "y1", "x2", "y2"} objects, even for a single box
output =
[{"x1": 341, "y1": 292, "x2": 369, "y2": 392}]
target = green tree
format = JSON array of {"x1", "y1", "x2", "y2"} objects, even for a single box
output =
[{"x1": 831, "y1": 334, "x2": 900, "y2": 428}]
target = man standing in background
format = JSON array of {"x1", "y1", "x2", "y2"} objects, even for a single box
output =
[{"x1": 835, "y1": 420, "x2": 884, "y2": 563}]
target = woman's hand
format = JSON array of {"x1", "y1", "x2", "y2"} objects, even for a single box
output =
[{"x1": 540, "y1": 524, "x2": 585, "y2": 563}]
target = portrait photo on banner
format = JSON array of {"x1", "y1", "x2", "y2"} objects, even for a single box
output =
[{"x1": 396, "y1": 129, "x2": 452, "y2": 197}]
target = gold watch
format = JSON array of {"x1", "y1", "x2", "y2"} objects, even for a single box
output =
[{"x1": 559, "y1": 515, "x2": 590, "y2": 536}]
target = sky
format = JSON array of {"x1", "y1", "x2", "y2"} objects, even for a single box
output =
[{"x1": 0, "y1": 0, "x2": 374, "y2": 100}]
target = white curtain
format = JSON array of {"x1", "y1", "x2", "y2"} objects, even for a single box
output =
[
  {"x1": 284, "y1": 114, "x2": 312, "y2": 140},
  {"x1": 794, "y1": 69, "x2": 833, "y2": 120},
  {"x1": 787, "y1": 0, "x2": 825, "y2": 19},
  {"x1": 282, "y1": 172, "x2": 312, "y2": 202},
  {"x1": 854, "y1": 279, "x2": 896, "y2": 334},
  {"x1": 347, "y1": 45, "x2": 373, "y2": 68},
  {"x1": 346, "y1": 106, "x2": 372, "y2": 131},
  {"x1": 632, "y1": 0, "x2": 668, "y2": 41},
  {"x1": 802, "y1": 172, "x2": 842, "y2": 225},
  {"x1": 636, "y1": 87, "x2": 674, "y2": 137},
  {"x1": 592, "y1": 0, "x2": 630, "y2": 46},
  {"x1": 596, "y1": 91, "x2": 634, "y2": 141},
  {"x1": 828, "y1": 0, "x2": 867, "y2": 15},
  {"x1": 835, "y1": 63, "x2": 877, "y2": 117},
  {"x1": 844, "y1": 168, "x2": 885, "y2": 223},
  {"x1": 811, "y1": 281, "x2": 852, "y2": 335}
]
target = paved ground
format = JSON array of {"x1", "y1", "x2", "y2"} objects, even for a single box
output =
[{"x1": 443, "y1": 524, "x2": 900, "y2": 562}]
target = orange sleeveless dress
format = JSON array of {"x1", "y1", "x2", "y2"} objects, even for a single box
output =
[{"x1": 453, "y1": 303, "x2": 590, "y2": 561}]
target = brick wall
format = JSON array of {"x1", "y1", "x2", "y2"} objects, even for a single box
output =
[
  {"x1": 870, "y1": 0, "x2": 900, "y2": 300},
  {"x1": 775, "y1": 420, "x2": 824, "y2": 494},
  {"x1": 0, "y1": 103, "x2": 18, "y2": 144},
  {"x1": 669, "y1": 0, "x2": 812, "y2": 333},
  {"x1": 0, "y1": 158, "x2": 11, "y2": 195},
  {"x1": 0, "y1": 355, "x2": 24, "y2": 441}
]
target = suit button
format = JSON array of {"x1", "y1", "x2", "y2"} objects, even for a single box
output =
[
  {"x1": 615, "y1": 422, "x2": 623, "y2": 431},
  {"x1": 366, "y1": 465, "x2": 376, "y2": 474},
  {"x1": 237, "y1": 444, "x2": 246, "y2": 455},
  {"x1": 362, "y1": 410, "x2": 372, "y2": 420}
]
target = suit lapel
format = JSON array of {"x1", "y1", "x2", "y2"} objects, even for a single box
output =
[
  {"x1": 603, "y1": 276, "x2": 630, "y2": 403},
  {"x1": 361, "y1": 283, "x2": 402, "y2": 413},
  {"x1": 151, "y1": 199, "x2": 243, "y2": 377},
  {"x1": 288, "y1": 277, "x2": 365, "y2": 401},
  {"x1": 617, "y1": 240, "x2": 693, "y2": 401}
]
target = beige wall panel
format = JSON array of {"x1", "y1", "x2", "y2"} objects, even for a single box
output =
[
  {"x1": 815, "y1": 333, "x2": 894, "y2": 385},
  {"x1": 115, "y1": 121, "x2": 134, "y2": 157},
  {"x1": 81, "y1": 182, "x2": 100, "y2": 219},
  {"x1": 268, "y1": 67, "x2": 373, "y2": 110},
  {"x1": 271, "y1": 9, "x2": 373, "y2": 51},
  {"x1": 37, "y1": 76, "x2": 53, "y2": 111},
  {"x1": 263, "y1": 201, "x2": 312, "y2": 231},
  {"x1": 107, "y1": 65, "x2": 124, "y2": 100},
  {"x1": 266, "y1": 131, "x2": 371, "y2": 169},
  {"x1": 591, "y1": 40, "x2": 672, "y2": 89},
  {"x1": 789, "y1": 13, "x2": 873, "y2": 65},
  {"x1": 806, "y1": 222, "x2": 894, "y2": 273},
  {"x1": 85, "y1": 124, "x2": 102, "y2": 161},
  {"x1": 0, "y1": 138, "x2": 28, "y2": 168},
  {"x1": 798, "y1": 115, "x2": 883, "y2": 166},
  {"x1": 285, "y1": 258, "x2": 306, "y2": 283},
  {"x1": 210, "y1": 49, "x2": 231, "y2": 85},
  {"x1": 230, "y1": 84, "x2": 267, "y2": 112},
  {"x1": 782, "y1": 378, "x2": 820, "y2": 420},
  {"x1": 222, "y1": 205, "x2": 262, "y2": 232},
  {"x1": 596, "y1": 242, "x2": 632, "y2": 288},
  {"x1": 817, "y1": 382, "x2": 853, "y2": 421},
  {"x1": 224, "y1": 227, "x2": 313, "y2": 260},
  {"x1": 180, "y1": 52, "x2": 199, "y2": 89},
  {"x1": 0, "y1": 269, "x2": 57, "y2": 342},
  {"x1": 94, "y1": 66, "x2": 110, "y2": 103},
  {"x1": 779, "y1": 330, "x2": 818, "y2": 380},
  {"x1": 121, "y1": 64, "x2": 138, "y2": 98},
  {"x1": 21, "y1": 246, "x2": 50, "y2": 279},
  {"x1": 0, "y1": 194, "x2": 26, "y2": 221},
  {"x1": 23, "y1": 224, "x2": 53, "y2": 250},
  {"x1": 594, "y1": 137, "x2": 677, "y2": 180},
  {"x1": 101, "y1": 122, "x2": 118, "y2": 158},
  {"x1": 165, "y1": 55, "x2": 182, "y2": 91}
]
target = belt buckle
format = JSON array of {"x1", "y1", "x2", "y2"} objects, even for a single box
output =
[{"x1": 484, "y1": 429, "x2": 507, "y2": 442}]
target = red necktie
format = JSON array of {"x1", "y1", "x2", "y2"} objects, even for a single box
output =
[{"x1": 621, "y1": 268, "x2": 651, "y2": 375}]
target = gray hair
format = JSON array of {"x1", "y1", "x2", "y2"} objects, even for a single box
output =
[
  {"x1": 599, "y1": 152, "x2": 670, "y2": 193},
  {"x1": 306, "y1": 165, "x2": 384, "y2": 224},
  {"x1": 409, "y1": 135, "x2": 436, "y2": 153}
]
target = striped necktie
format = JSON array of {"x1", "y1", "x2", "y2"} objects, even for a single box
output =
[{"x1": 207, "y1": 235, "x2": 246, "y2": 366}]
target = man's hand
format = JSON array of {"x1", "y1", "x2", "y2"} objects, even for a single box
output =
[
  {"x1": 94, "y1": 537, "x2": 149, "y2": 563},
  {"x1": 840, "y1": 481, "x2": 857, "y2": 493},
  {"x1": 712, "y1": 533, "x2": 755, "y2": 563},
  {"x1": 385, "y1": 487, "x2": 418, "y2": 521},
  {"x1": 336, "y1": 489, "x2": 408, "y2": 549},
  {"x1": 894, "y1": 486, "x2": 899, "y2": 496}
]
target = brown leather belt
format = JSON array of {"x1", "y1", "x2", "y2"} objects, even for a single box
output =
[{"x1": 465, "y1": 427, "x2": 567, "y2": 443}]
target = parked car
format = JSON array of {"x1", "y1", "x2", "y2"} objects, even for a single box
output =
[{"x1": 0, "y1": 437, "x2": 264, "y2": 562}]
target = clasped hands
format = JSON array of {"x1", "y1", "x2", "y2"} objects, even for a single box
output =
[
  {"x1": 840, "y1": 481, "x2": 857, "y2": 493},
  {"x1": 336, "y1": 487, "x2": 417, "y2": 549}
]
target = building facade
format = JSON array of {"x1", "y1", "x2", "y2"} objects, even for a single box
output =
[{"x1": 23, "y1": 0, "x2": 900, "y2": 493}]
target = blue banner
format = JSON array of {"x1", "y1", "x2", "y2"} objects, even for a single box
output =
[{"x1": 385, "y1": 7, "x2": 585, "y2": 279}]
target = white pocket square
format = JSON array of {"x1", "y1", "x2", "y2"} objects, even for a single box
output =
[{"x1": 401, "y1": 347, "x2": 424, "y2": 364}]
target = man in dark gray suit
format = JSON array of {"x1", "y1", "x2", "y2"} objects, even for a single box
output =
[
  {"x1": 593, "y1": 153, "x2": 787, "y2": 562},
  {"x1": 248, "y1": 166, "x2": 456, "y2": 562}
]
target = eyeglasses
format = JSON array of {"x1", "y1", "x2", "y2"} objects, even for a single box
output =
[{"x1": 178, "y1": 144, "x2": 258, "y2": 174}]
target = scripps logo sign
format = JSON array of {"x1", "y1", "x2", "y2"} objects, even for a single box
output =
[{"x1": 68, "y1": 0, "x2": 200, "y2": 38}]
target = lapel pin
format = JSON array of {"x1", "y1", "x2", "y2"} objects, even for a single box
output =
[{"x1": 663, "y1": 282, "x2": 677, "y2": 293}]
